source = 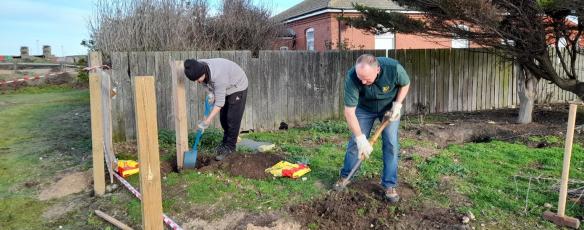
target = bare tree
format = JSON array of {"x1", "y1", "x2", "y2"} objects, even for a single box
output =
[
  {"x1": 88, "y1": 0, "x2": 282, "y2": 56},
  {"x1": 342, "y1": 0, "x2": 583, "y2": 124},
  {"x1": 208, "y1": 0, "x2": 283, "y2": 51}
]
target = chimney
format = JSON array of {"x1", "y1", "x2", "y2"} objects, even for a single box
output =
[
  {"x1": 43, "y1": 45, "x2": 52, "y2": 58},
  {"x1": 20, "y1": 46, "x2": 29, "y2": 58}
]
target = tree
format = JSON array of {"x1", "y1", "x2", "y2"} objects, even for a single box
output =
[
  {"x1": 342, "y1": 0, "x2": 583, "y2": 123},
  {"x1": 88, "y1": 0, "x2": 282, "y2": 56}
]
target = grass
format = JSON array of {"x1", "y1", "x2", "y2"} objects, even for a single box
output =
[
  {"x1": 0, "y1": 86, "x2": 91, "y2": 229},
  {"x1": 416, "y1": 141, "x2": 584, "y2": 227},
  {"x1": 2, "y1": 86, "x2": 582, "y2": 229},
  {"x1": 156, "y1": 119, "x2": 583, "y2": 228}
]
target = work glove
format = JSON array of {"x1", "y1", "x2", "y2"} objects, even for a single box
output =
[
  {"x1": 355, "y1": 134, "x2": 373, "y2": 160},
  {"x1": 207, "y1": 93, "x2": 215, "y2": 104},
  {"x1": 385, "y1": 102, "x2": 402, "y2": 122},
  {"x1": 197, "y1": 120, "x2": 209, "y2": 130}
]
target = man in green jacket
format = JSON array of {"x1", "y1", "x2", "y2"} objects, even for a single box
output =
[{"x1": 334, "y1": 54, "x2": 410, "y2": 203}]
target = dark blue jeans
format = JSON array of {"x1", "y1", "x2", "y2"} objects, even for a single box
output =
[{"x1": 340, "y1": 107, "x2": 401, "y2": 189}]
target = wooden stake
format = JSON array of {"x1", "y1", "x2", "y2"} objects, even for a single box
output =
[
  {"x1": 558, "y1": 103, "x2": 578, "y2": 216},
  {"x1": 133, "y1": 76, "x2": 164, "y2": 230},
  {"x1": 94, "y1": 210, "x2": 134, "y2": 230},
  {"x1": 171, "y1": 61, "x2": 188, "y2": 170},
  {"x1": 89, "y1": 73, "x2": 106, "y2": 196}
]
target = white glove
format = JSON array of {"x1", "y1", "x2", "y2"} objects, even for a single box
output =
[
  {"x1": 197, "y1": 120, "x2": 209, "y2": 130},
  {"x1": 207, "y1": 93, "x2": 215, "y2": 104},
  {"x1": 355, "y1": 134, "x2": 373, "y2": 160},
  {"x1": 385, "y1": 102, "x2": 402, "y2": 121}
]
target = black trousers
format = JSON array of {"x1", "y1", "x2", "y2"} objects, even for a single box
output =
[{"x1": 219, "y1": 89, "x2": 247, "y2": 150}]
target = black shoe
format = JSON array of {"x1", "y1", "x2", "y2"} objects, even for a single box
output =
[{"x1": 215, "y1": 145, "x2": 233, "y2": 161}]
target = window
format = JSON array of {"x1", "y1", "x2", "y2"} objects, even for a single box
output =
[
  {"x1": 306, "y1": 28, "x2": 315, "y2": 51},
  {"x1": 375, "y1": 32, "x2": 395, "y2": 50},
  {"x1": 279, "y1": 46, "x2": 289, "y2": 51},
  {"x1": 452, "y1": 25, "x2": 470, "y2": 48},
  {"x1": 558, "y1": 37, "x2": 567, "y2": 48}
]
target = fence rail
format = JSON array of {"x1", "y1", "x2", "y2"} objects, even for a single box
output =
[{"x1": 108, "y1": 49, "x2": 583, "y2": 141}]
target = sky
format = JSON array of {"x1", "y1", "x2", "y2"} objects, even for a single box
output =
[{"x1": 0, "y1": 0, "x2": 302, "y2": 57}]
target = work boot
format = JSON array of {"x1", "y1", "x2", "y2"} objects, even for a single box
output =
[
  {"x1": 333, "y1": 178, "x2": 349, "y2": 192},
  {"x1": 215, "y1": 145, "x2": 233, "y2": 161},
  {"x1": 384, "y1": 187, "x2": 400, "y2": 203}
]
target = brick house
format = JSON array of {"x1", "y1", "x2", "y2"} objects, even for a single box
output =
[{"x1": 273, "y1": 0, "x2": 472, "y2": 52}]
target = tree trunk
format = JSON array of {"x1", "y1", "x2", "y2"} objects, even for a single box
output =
[{"x1": 517, "y1": 64, "x2": 539, "y2": 124}]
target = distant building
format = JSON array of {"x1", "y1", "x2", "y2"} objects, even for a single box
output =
[
  {"x1": 1, "y1": 46, "x2": 86, "y2": 64},
  {"x1": 272, "y1": 0, "x2": 473, "y2": 52}
]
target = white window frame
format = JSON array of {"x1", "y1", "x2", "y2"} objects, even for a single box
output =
[
  {"x1": 306, "y1": 28, "x2": 315, "y2": 51},
  {"x1": 452, "y1": 25, "x2": 470, "y2": 48},
  {"x1": 375, "y1": 32, "x2": 395, "y2": 50}
]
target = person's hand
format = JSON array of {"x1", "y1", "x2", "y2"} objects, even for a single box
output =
[
  {"x1": 197, "y1": 120, "x2": 210, "y2": 130},
  {"x1": 355, "y1": 134, "x2": 373, "y2": 160},
  {"x1": 384, "y1": 102, "x2": 402, "y2": 121}
]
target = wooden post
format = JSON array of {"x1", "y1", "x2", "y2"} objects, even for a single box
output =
[
  {"x1": 134, "y1": 76, "x2": 164, "y2": 230},
  {"x1": 89, "y1": 72, "x2": 106, "y2": 196},
  {"x1": 95, "y1": 210, "x2": 134, "y2": 230},
  {"x1": 170, "y1": 61, "x2": 188, "y2": 170},
  {"x1": 558, "y1": 103, "x2": 578, "y2": 216}
]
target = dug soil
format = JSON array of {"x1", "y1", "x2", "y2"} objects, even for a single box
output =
[
  {"x1": 403, "y1": 104, "x2": 584, "y2": 148},
  {"x1": 196, "y1": 152, "x2": 285, "y2": 180},
  {"x1": 289, "y1": 179, "x2": 463, "y2": 230}
]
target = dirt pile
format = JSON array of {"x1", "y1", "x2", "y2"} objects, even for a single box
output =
[
  {"x1": 413, "y1": 123, "x2": 515, "y2": 147},
  {"x1": 197, "y1": 153, "x2": 285, "y2": 180},
  {"x1": 289, "y1": 180, "x2": 462, "y2": 229}
]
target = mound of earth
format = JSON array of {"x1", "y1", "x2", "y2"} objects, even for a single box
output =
[
  {"x1": 403, "y1": 104, "x2": 583, "y2": 148},
  {"x1": 289, "y1": 179, "x2": 462, "y2": 229},
  {"x1": 196, "y1": 153, "x2": 285, "y2": 180}
]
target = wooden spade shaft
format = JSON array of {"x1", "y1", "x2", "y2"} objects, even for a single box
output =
[
  {"x1": 542, "y1": 103, "x2": 581, "y2": 229},
  {"x1": 95, "y1": 210, "x2": 134, "y2": 230}
]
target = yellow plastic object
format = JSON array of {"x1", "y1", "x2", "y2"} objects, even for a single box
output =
[
  {"x1": 265, "y1": 161, "x2": 311, "y2": 179},
  {"x1": 117, "y1": 160, "x2": 139, "y2": 177},
  {"x1": 257, "y1": 144, "x2": 275, "y2": 152}
]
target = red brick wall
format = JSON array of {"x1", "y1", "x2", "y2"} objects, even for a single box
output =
[
  {"x1": 331, "y1": 13, "x2": 374, "y2": 50},
  {"x1": 278, "y1": 12, "x2": 476, "y2": 51},
  {"x1": 396, "y1": 33, "x2": 452, "y2": 49},
  {"x1": 285, "y1": 14, "x2": 334, "y2": 51}
]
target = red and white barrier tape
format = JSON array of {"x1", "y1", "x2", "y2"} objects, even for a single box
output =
[
  {"x1": 112, "y1": 173, "x2": 183, "y2": 230},
  {"x1": 0, "y1": 70, "x2": 76, "y2": 86},
  {"x1": 83, "y1": 65, "x2": 111, "y2": 71}
]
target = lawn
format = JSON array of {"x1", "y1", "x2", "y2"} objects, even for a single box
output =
[
  {"x1": 0, "y1": 86, "x2": 582, "y2": 229},
  {"x1": 0, "y1": 85, "x2": 91, "y2": 229}
]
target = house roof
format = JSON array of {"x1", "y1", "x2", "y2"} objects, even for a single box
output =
[{"x1": 273, "y1": 0, "x2": 405, "y2": 22}]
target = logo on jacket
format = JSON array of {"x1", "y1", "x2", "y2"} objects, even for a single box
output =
[{"x1": 382, "y1": 86, "x2": 391, "y2": 93}]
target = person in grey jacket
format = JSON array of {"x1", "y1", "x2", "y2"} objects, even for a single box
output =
[{"x1": 184, "y1": 58, "x2": 248, "y2": 160}]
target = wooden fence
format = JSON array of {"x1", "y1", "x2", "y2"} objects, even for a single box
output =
[{"x1": 108, "y1": 49, "x2": 584, "y2": 141}]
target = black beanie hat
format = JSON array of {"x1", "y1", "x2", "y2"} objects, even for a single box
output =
[{"x1": 184, "y1": 59, "x2": 206, "y2": 81}]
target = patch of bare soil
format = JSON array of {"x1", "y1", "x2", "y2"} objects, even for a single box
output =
[
  {"x1": 196, "y1": 152, "x2": 285, "y2": 180},
  {"x1": 289, "y1": 179, "x2": 463, "y2": 230},
  {"x1": 42, "y1": 197, "x2": 82, "y2": 220},
  {"x1": 113, "y1": 141, "x2": 137, "y2": 156},
  {"x1": 403, "y1": 104, "x2": 582, "y2": 148},
  {"x1": 402, "y1": 145, "x2": 439, "y2": 159},
  {"x1": 183, "y1": 211, "x2": 301, "y2": 230},
  {"x1": 39, "y1": 170, "x2": 92, "y2": 201}
]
